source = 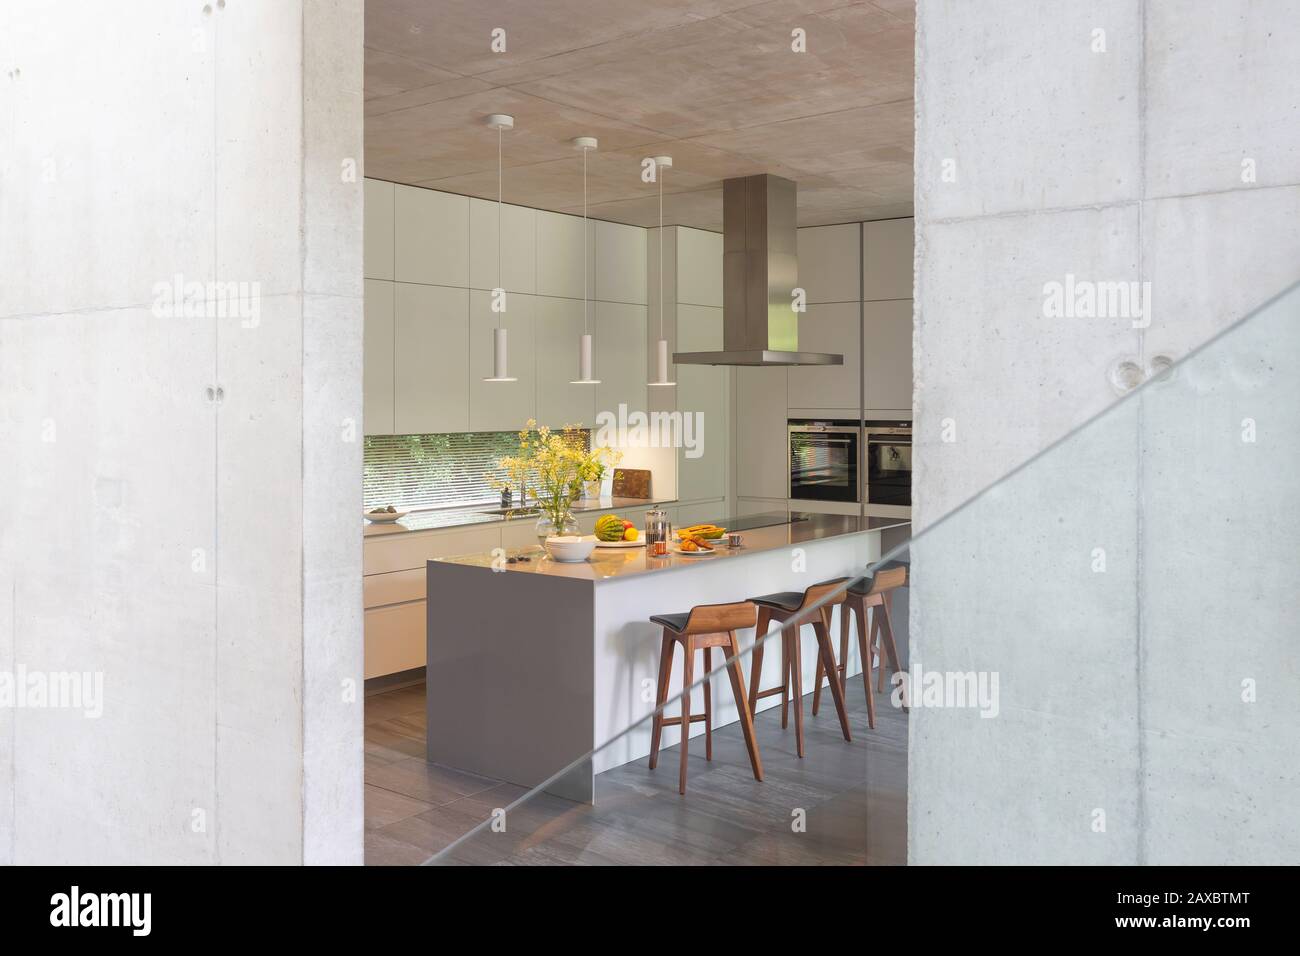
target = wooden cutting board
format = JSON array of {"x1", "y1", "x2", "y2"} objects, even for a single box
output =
[{"x1": 612, "y1": 468, "x2": 652, "y2": 499}]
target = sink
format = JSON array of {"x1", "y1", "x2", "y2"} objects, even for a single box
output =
[{"x1": 474, "y1": 506, "x2": 541, "y2": 518}]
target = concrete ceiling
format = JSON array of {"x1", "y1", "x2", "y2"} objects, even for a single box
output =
[{"x1": 364, "y1": 0, "x2": 915, "y2": 230}]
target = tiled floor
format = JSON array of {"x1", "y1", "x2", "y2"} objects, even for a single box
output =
[{"x1": 365, "y1": 675, "x2": 907, "y2": 865}]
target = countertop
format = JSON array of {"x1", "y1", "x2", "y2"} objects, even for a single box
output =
[
  {"x1": 431, "y1": 512, "x2": 910, "y2": 581},
  {"x1": 363, "y1": 495, "x2": 675, "y2": 537}
]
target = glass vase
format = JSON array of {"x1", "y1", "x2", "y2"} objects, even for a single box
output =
[{"x1": 536, "y1": 510, "x2": 579, "y2": 544}]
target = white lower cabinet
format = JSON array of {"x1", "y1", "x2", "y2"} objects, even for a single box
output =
[
  {"x1": 500, "y1": 519, "x2": 540, "y2": 549},
  {"x1": 364, "y1": 525, "x2": 500, "y2": 679}
]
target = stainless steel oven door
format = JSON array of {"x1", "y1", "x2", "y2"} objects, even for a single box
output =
[{"x1": 788, "y1": 421, "x2": 860, "y2": 503}]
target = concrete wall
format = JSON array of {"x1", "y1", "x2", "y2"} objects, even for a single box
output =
[
  {"x1": 912, "y1": 0, "x2": 1300, "y2": 862},
  {"x1": 0, "y1": 0, "x2": 363, "y2": 864}
]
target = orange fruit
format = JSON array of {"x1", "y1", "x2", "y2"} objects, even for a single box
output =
[{"x1": 623, "y1": 527, "x2": 638, "y2": 542}]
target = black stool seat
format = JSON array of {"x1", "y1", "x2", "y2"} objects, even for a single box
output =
[
  {"x1": 649, "y1": 612, "x2": 690, "y2": 632},
  {"x1": 749, "y1": 591, "x2": 804, "y2": 612}
]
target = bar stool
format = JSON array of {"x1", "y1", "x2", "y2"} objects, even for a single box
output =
[
  {"x1": 648, "y1": 601, "x2": 764, "y2": 795},
  {"x1": 812, "y1": 560, "x2": 908, "y2": 728},
  {"x1": 746, "y1": 580, "x2": 852, "y2": 757}
]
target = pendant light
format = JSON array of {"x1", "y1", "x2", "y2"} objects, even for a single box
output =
[
  {"x1": 647, "y1": 155, "x2": 675, "y2": 387},
  {"x1": 570, "y1": 136, "x2": 601, "y2": 384},
  {"x1": 483, "y1": 113, "x2": 517, "y2": 382}
]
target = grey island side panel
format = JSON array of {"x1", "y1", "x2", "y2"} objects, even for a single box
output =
[{"x1": 425, "y1": 560, "x2": 596, "y2": 802}]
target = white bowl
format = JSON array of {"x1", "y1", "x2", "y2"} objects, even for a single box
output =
[
  {"x1": 544, "y1": 535, "x2": 597, "y2": 562},
  {"x1": 365, "y1": 508, "x2": 409, "y2": 523}
]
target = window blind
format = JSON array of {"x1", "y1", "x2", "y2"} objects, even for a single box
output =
[{"x1": 363, "y1": 430, "x2": 590, "y2": 511}]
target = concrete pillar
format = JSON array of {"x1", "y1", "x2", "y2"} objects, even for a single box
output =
[
  {"x1": 0, "y1": 0, "x2": 363, "y2": 864},
  {"x1": 913, "y1": 0, "x2": 1300, "y2": 863}
]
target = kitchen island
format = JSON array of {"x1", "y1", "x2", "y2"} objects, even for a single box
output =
[{"x1": 425, "y1": 512, "x2": 908, "y2": 802}]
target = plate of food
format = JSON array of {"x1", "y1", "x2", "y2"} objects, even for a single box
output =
[
  {"x1": 672, "y1": 533, "x2": 717, "y2": 556},
  {"x1": 593, "y1": 515, "x2": 644, "y2": 548},
  {"x1": 365, "y1": 505, "x2": 409, "y2": 523}
]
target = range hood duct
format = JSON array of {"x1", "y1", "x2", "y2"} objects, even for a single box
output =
[{"x1": 673, "y1": 173, "x2": 843, "y2": 367}]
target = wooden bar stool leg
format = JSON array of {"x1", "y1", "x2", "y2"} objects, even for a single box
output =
[
  {"x1": 813, "y1": 611, "x2": 852, "y2": 742},
  {"x1": 879, "y1": 594, "x2": 905, "y2": 711},
  {"x1": 679, "y1": 639, "x2": 694, "y2": 795},
  {"x1": 852, "y1": 600, "x2": 876, "y2": 729},
  {"x1": 724, "y1": 630, "x2": 764, "y2": 781},
  {"x1": 874, "y1": 602, "x2": 888, "y2": 693},
  {"x1": 748, "y1": 607, "x2": 770, "y2": 718},
  {"x1": 648, "y1": 630, "x2": 674, "y2": 770},
  {"x1": 780, "y1": 622, "x2": 791, "y2": 730},
  {"x1": 789, "y1": 627, "x2": 805, "y2": 758},
  {"x1": 702, "y1": 645, "x2": 713, "y2": 762},
  {"x1": 812, "y1": 606, "x2": 842, "y2": 717}
]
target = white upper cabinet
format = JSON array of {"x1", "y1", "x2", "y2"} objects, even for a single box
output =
[
  {"x1": 534, "y1": 296, "x2": 596, "y2": 429},
  {"x1": 469, "y1": 197, "x2": 536, "y2": 293},
  {"x1": 363, "y1": 279, "x2": 395, "y2": 434},
  {"x1": 862, "y1": 299, "x2": 913, "y2": 413},
  {"x1": 789, "y1": 301, "x2": 861, "y2": 411},
  {"x1": 675, "y1": 228, "x2": 723, "y2": 307},
  {"x1": 393, "y1": 283, "x2": 469, "y2": 434},
  {"x1": 594, "y1": 220, "x2": 647, "y2": 304},
  {"x1": 593, "y1": 301, "x2": 647, "y2": 423},
  {"x1": 394, "y1": 185, "x2": 469, "y2": 287},
  {"x1": 862, "y1": 218, "x2": 913, "y2": 301},
  {"x1": 797, "y1": 223, "x2": 860, "y2": 304},
  {"x1": 468, "y1": 290, "x2": 536, "y2": 433},
  {"x1": 675, "y1": 304, "x2": 728, "y2": 503},
  {"x1": 364, "y1": 179, "x2": 394, "y2": 280},
  {"x1": 536, "y1": 211, "x2": 595, "y2": 300}
]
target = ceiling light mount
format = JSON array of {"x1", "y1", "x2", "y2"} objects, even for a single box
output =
[
  {"x1": 485, "y1": 113, "x2": 514, "y2": 131},
  {"x1": 572, "y1": 136, "x2": 598, "y2": 151}
]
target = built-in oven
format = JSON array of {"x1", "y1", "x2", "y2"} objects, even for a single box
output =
[
  {"x1": 788, "y1": 419, "x2": 860, "y2": 503},
  {"x1": 864, "y1": 421, "x2": 912, "y2": 508}
]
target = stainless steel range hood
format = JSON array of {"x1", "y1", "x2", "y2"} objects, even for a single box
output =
[{"x1": 673, "y1": 174, "x2": 843, "y2": 367}]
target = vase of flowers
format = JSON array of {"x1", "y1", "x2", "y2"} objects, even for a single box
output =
[{"x1": 491, "y1": 421, "x2": 619, "y2": 547}]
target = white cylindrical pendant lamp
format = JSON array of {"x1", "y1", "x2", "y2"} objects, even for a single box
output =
[
  {"x1": 570, "y1": 332, "x2": 601, "y2": 385},
  {"x1": 648, "y1": 338, "x2": 675, "y2": 386},
  {"x1": 484, "y1": 327, "x2": 517, "y2": 382}
]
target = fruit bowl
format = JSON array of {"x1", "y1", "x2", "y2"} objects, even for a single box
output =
[
  {"x1": 543, "y1": 535, "x2": 598, "y2": 562},
  {"x1": 364, "y1": 508, "x2": 409, "y2": 523}
]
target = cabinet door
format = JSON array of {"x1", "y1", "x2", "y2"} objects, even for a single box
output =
[
  {"x1": 363, "y1": 279, "x2": 395, "y2": 434},
  {"x1": 393, "y1": 283, "x2": 469, "y2": 433},
  {"x1": 862, "y1": 218, "x2": 913, "y2": 301},
  {"x1": 595, "y1": 220, "x2": 647, "y2": 304},
  {"x1": 469, "y1": 197, "x2": 536, "y2": 293},
  {"x1": 862, "y1": 299, "x2": 913, "y2": 414},
  {"x1": 675, "y1": 227, "x2": 723, "y2": 306},
  {"x1": 797, "y1": 223, "x2": 860, "y2": 303},
  {"x1": 536, "y1": 210, "x2": 595, "y2": 300},
  {"x1": 788, "y1": 301, "x2": 861, "y2": 412},
  {"x1": 676, "y1": 304, "x2": 728, "y2": 502},
  {"x1": 534, "y1": 296, "x2": 595, "y2": 428},
  {"x1": 364, "y1": 602, "x2": 426, "y2": 679},
  {"x1": 364, "y1": 179, "x2": 394, "y2": 280},
  {"x1": 594, "y1": 301, "x2": 646, "y2": 426},
  {"x1": 394, "y1": 185, "x2": 469, "y2": 287},
  {"x1": 469, "y1": 290, "x2": 536, "y2": 432},
  {"x1": 736, "y1": 366, "x2": 788, "y2": 499}
]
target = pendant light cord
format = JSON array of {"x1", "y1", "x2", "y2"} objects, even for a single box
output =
[
  {"x1": 583, "y1": 145, "x2": 589, "y2": 334},
  {"x1": 497, "y1": 124, "x2": 503, "y2": 330}
]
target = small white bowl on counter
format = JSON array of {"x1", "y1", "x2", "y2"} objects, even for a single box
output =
[
  {"x1": 364, "y1": 508, "x2": 409, "y2": 523},
  {"x1": 543, "y1": 535, "x2": 598, "y2": 563}
]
